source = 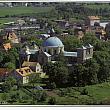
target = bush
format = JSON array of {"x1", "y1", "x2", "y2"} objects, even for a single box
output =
[
  {"x1": 80, "y1": 88, "x2": 88, "y2": 95},
  {"x1": 48, "y1": 97, "x2": 56, "y2": 105},
  {"x1": 50, "y1": 82, "x2": 56, "y2": 90},
  {"x1": 38, "y1": 91, "x2": 47, "y2": 102},
  {"x1": 58, "y1": 89, "x2": 67, "y2": 97}
]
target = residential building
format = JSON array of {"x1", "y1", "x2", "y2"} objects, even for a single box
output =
[
  {"x1": 22, "y1": 61, "x2": 42, "y2": 73},
  {"x1": 95, "y1": 27, "x2": 106, "y2": 40},
  {"x1": 12, "y1": 67, "x2": 33, "y2": 84},
  {"x1": 86, "y1": 16, "x2": 100, "y2": 27},
  {"x1": 17, "y1": 19, "x2": 25, "y2": 26},
  {"x1": 4, "y1": 31, "x2": 19, "y2": 43}
]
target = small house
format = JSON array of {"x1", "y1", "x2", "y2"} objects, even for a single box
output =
[
  {"x1": 12, "y1": 67, "x2": 33, "y2": 84},
  {"x1": 22, "y1": 61, "x2": 42, "y2": 73},
  {"x1": 86, "y1": 16, "x2": 100, "y2": 27}
]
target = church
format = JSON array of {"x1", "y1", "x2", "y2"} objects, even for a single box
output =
[{"x1": 37, "y1": 36, "x2": 93, "y2": 65}]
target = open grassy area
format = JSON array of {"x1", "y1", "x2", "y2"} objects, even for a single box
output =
[
  {"x1": 46, "y1": 82, "x2": 110, "y2": 105},
  {"x1": 0, "y1": 6, "x2": 54, "y2": 27},
  {"x1": 85, "y1": 82, "x2": 110, "y2": 101},
  {"x1": 0, "y1": 6, "x2": 54, "y2": 17},
  {"x1": 0, "y1": 82, "x2": 110, "y2": 105},
  {"x1": 84, "y1": 3, "x2": 110, "y2": 9}
]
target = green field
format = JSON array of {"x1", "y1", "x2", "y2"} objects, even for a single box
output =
[
  {"x1": 0, "y1": 6, "x2": 54, "y2": 17},
  {"x1": 84, "y1": 3, "x2": 110, "y2": 9},
  {"x1": 0, "y1": 82, "x2": 110, "y2": 105},
  {"x1": 0, "y1": 6, "x2": 54, "y2": 27},
  {"x1": 52, "y1": 82, "x2": 110, "y2": 105}
]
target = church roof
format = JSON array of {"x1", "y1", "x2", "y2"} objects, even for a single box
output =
[
  {"x1": 43, "y1": 52, "x2": 51, "y2": 57},
  {"x1": 63, "y1": 51, "x2": 77, "y2": 57},
  {"x1": 42, "y1": 37, "x2": 64, "y2": 47}
]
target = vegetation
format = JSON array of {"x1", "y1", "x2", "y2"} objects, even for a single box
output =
[
  {"x1": 0, "y1": 2, "x2": 110, "y2": 105},
  {"x1": 0, "y1": 6, "x2": 54, "y2": 17}
]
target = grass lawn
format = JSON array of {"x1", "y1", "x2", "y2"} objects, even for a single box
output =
[
  {"x1": 0, "y1": 82, "x2": 110, "y2": 105},
  {"x1": 45, "y1": 82, "x2": 110, "y2": 105},
  {"x1": 85, "y1": 82, "x2": 110, "y2": 101},
  {"x1": 0, "y1": 6, "x2": 54, "y2": 17}
]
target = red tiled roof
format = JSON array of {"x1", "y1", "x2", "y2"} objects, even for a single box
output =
[
  {"x1": 0, "y1": 68, "x2": 12, "y2": 76},
  {"x1": 16, "y1": 67, "x2": 33, "y2": 77},
  {"x1": 3, "y1": 43, "x2": 11, "y2": 50}
]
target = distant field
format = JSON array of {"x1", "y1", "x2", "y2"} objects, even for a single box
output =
[
  {"x1": 0, "y1": 6, "x2": 54, "y2": 17},
  {"x1": 0, "y1": 6, "x2": 54, "y2": 27},
  {"x1": 84, "y1": 3, "x2": 110, "y2": 9}
]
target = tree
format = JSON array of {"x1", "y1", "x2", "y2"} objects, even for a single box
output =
[
  {"x1": 2, "y1": 76, "x2": 16, "y2": 92},
  {"x1": 84, "y1": 59, "x2": 99, "y2": 85},
  {"x1": 0, "y1": 52, "x2": 4, "y2": 63},
  {"x1": 55, "y1": 53, "x2": 67, "y2": 64},
  {"x1": 1, "y1": 93, "x2": 8, "y2": 103},
  {"x1": 27, "y1": 36, "x2": 43, "y2": 46},
  {"x1": 9, "y1": 47, "x2": 19, "y2": 60},
  {"x1": 29, "y1": 73, "x2": 42, "y2": 104},
  {"x1": 50, "y1": 82, "x2": 56, "y2": 90},
  {"x1": 98, "y1": 61, "x2": 110, "y2": 83},
  {"x1": 69, "y1": 59, "x2": 100, "y2": 86},
  {"x1": 43, "y1": 61, "x2": 68, "y2": 87},
  {"x1": 71, "y1": 64, "x2": 86, "y2": 86},
  {"x1": 4, "y1": 62, "x2": 15, "y2": 70},
  {"x1": 82, "y1": 32, "x2": 99, "y2": 48},
  {"x1": 94, "y1": 51, "x2": 110, "y2": 65},
  {"x1": 62, "y1": 37, "x2": 82, "y2": 51}
]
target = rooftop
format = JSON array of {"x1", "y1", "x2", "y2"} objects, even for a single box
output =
[
  {"x1": 16, "y1": 67, "x2": 33, "y2": 77},
  {"x1": 0, "y1": 68, "x2": 12, "y2": 76},
  {"x1": 88, "y1": 16, "x2": 100, "y2": 20},
  {"x1": 6, "y1": 32, "x2": 18, "y2": 40},
  {"x1": 44, "y1": 52, "x2": 51, "y2": 57},
  {"x1": 22, "y1": 61, "x2": 39, "y2": 67},
  {"x1": 63, "y1": 51, "x2": 77, "y2": 57},
  {"x1": 3, "y1": 43, "x2": 11, "y2": 51},
  {"x1": 42, "y1": 37, "x2": 64, "y2": 47}
]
